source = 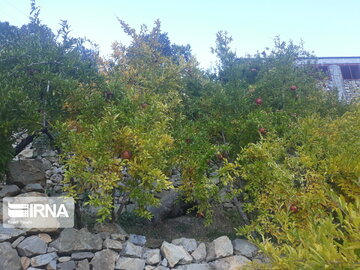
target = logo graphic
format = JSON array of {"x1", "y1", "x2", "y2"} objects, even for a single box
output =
[{"x1": 3, "y1": 197, "x2": 74, "y2": 229}]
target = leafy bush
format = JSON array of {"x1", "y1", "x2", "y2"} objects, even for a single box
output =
[{"x1": 220, "y1": 104, "x2": 360, "y2": 268}]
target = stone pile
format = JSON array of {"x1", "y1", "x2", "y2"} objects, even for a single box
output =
[{"x1": 0, "y1": 225, "x2": 266, "y2": 270}]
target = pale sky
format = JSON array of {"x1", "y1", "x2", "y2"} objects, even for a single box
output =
[{"x1": 1, "y1": 0, "x2": 359, "y2": 69}]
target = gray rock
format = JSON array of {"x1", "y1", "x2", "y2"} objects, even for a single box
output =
[
  {"x1": 71, "y1": 252, "x2": 95, "y2": 260},
  {"x1": 97, "y1": 232, "x2": 110, "y2": 240},
  {"x1": 148, "y1": 190, "x2": 183, "y2": 223},
  {"x1": 115, "y1": 257, "x2": 146, "y2": 270},
  {"x1": 175, "y1": 263, "x2": 210, "y2": 270},
  {"x1": 129, "y1": 233, "x2": 146, "y2": 246},
  {"x1": 38, "y1": 233, "x2": 52, "y2": 243},
  {"x1": 76, "y1": 259, "x2": 89, "y2": 270},
  {"x1": 41, "y1": 159, "x2": 52, "y2": 171},
  {"x1": 145, "y1": 266, "x2": 155, "y2": 270},
  {"x1": 144, "y1": 248, "x2": 161, "y2": 265},
  {"x1": 20, "y1": 256, "x2": 30, "y2": 269},
  {"x1": 161, "y1": 258, "x2": 168, "y2": 266},
  {"x1": 122, "y1": 241, "x2": 143, "y2": 258},
  {"x1": 47, "y1": 259, "x2": 57, "y2": 270},
  {"x1": 50, "y1": 173, "x2": 63, "y2": 183},
  {"x1": 90, "y1": 249, "x2": 117, "y2": 270},
  {"x1": 47, "y1": 246, "x2": 58, "y2": 253},
  {"x1": 103, "y1": 238, "x2": 123, "y2": 251},
  {"x1": 154, "y1": 267, "x2": 170, "y2": 270},
  {"x1": 232, "y1": 239, "x2": 258, "y2": 258},
  {"x1": 17, "y1": 236, "x2": 47, "y2": 256},
  {"x1": 57, "y1": 260, "x2": 76, "y2": 270},
  {"x1": 0, "y1": 184, "x2": 20, "y2": 198},
  {"x1": 209, "y1": 255, "x2": 251, "y2": 270},
  {"x1": 42, "y1": 150, "x2": 57, "y2": 157},
  {"x1": 0, "y1": 242, "x2": 21, "y2": 270},
  {"x1": 11, "y1": 235, "x2": 25, "y2": 248},
  {"x1": 58, "y1": 256, "x2": 71, "y2": 262},
  {"x1": 172, "y1": 238, "x2": 197, "y2": 253},
  {"x1": 49, "y1": 228, "x2": 102, "y2": 254},
  {"x1": 8, "y1": 160, "x2": 45, "y2": 187},
  {"x1": 206, "y1": 236, "x2": 233, "y2": 262},
  {"x1": 27, "y1": 267, "x2": 43, "y2": 270},
  {"x1": 22, "y1": 183, "x2": 44, "y2": 193},
  {"x1": 0, "y1": 225, "x2": 26, "y2": 242},
  {"x1": 191, "y1": 242, "x2": 206, "y2": 262},
  {"x1": 30, "y1": 252, "x2": 58, "y2": 267},
  {"x1": 16, "y1": 191, "x2": 47, "y2": 197},
  {"x1": 161, "y1": 241, "x2": 193, "y2": 267},
  {"x1": 111, "y1": 233, "x2": 126, "y2": 241}
]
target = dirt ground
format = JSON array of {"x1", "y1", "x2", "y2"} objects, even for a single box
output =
[{"x1": 118, "y1": 206, "x2": 244, "y2": 248}]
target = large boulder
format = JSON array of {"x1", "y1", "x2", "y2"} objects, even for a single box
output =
[
  {"x1": 161, "y1": 241, "x2": 193, "y2": 267},
  {"x1": 206, "y1": 236, "x2": 233, "y2": 262},
  {"x1": 90, "y1": 249, "x2": 118, "y2": 270},
  {"x1": 148, "y1": 190, "x2": 184, "y2": 223},
  {"x1": 0, "y1": 242, "x2": 21, "y2": 270},
  {"x1": 7, "y1": 160, "x2": 45, "y2": 187},
  {"x1": 49, "y1": 228, "x2": 102, "y2": 254}
]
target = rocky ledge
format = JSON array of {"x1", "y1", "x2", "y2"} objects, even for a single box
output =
[{"x1": 0, "y1": 225, "x2": 269, "y2": 270}]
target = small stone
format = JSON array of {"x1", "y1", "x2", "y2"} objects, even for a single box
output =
[
  {"x1": 46, "y1": 260, "x2": 57, "y2": 270},
  {"x1": 11, "y1": 236, "x2": 25, "y2": 248},
  {"x1": 22, "y1": 183, "x2": 44, "y2": 193},
  {"x1": 0, "y1": 184, "x2": 21, "y2": 198},
  {"x1": 122, "y1": 241, "x2": 143, "y2": 258},
  {"x1": 115, "y1": 257, "x2": 145, "y2": 270},
  {"x1": 58, "y1": 256, "x2": 71, "y2": 263},
  {"x1": 21, "y1": 256, "x2": 31, "y2": 269},
  {"x1": 0, "y1": 226, "x2": 26, "y2": 242},
  {"x1": 38, "y1": 233, "x2": 52, "y2": 243},
  {"x1": 161, "y1": 241, "x2": 193, "y2": 267},
  {"x1": 71, "y1": 252, "x2": 94, "y2": 260},
  {"x1": 111, "y1": 233, "x2": 126, "y2": 241},
  {"x1": 57, "y1": 260, "x2": 76, "y2": 270},
  {"x1": 30, "y1": 252, "x2": 58, "y2": 267},
  {"x1": 209, "y1": 255, "x2": 251, "y2": 270},
  {"x1": 175, "y1": 263, "x2": 210, "y2": 270},
  {"x1": 97, "y1": 232, "x2": 110, "y2": 240},
  {"x1": 206, "y1": 236, "x2": 233, "y2": 262},
  {"x1": 90, "y1": 249, "x2": 117, "y2": 270},
  {"x1": 42, "y1": 159, "x2": 52, "y2": 171},
  {"x1": 144, "y1": 248, "x2": 161, "y2": 265},
  {"x1": 161, "y1": 258, "x2": 168, "y2": 266},
  {"x1": 50, "y1": 174, "x2": 63, "y2": 183},
  {"x1": 191, "y1": 242, "x2": 206, "y2": 262},
  {"x1": 17, "y1": 236, "x2": 47, "y2": 257},
  {"x1": 232, "y1": 239, "x2": 258, "y2": 258},
  {"x1": 76, "y1": 259, "x2": 89, "y2": 270},
  {"x1": 103, "y1": 238, "x2": 123, "y2": 251},
  {"x1": 145, "y1": 266, "x2": 155, "y2": 270},
  {"x1": 172, "y1": 238, "x2": 197, "y2": 253},
  {"x1": 129, "y1": 234, "x2": 146, "y2": 246}
]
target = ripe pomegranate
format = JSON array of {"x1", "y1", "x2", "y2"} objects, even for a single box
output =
[
  {"x1": 121, "y1": 150, "x2": 132, "y2": 160},
  {"x1": 258, "y1": 127, "x2": 267, "y2": 135},
  {"x1": 140, "y1": 103, "x2": 148, "y2": 109},
  {"x1": 290, "y1": 85, "x2": 298, "y2": 91},
  {"x1": 255, "y1": 98, "x2": 263, "y2": 105},
  {"x1": 290, "y1": 204, "x2": 298, "y2": 213}
]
